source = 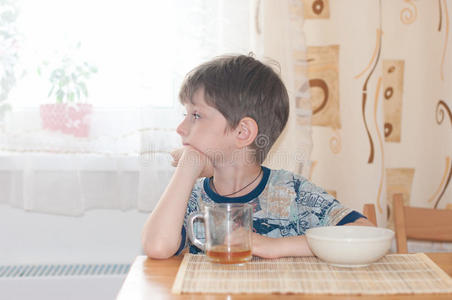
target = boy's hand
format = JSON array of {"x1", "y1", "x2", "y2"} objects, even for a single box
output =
[
  {"x1": 224, "y1": 230, "x2": 278, "y2": 258},
  {"x1": 171, "y1": 147, "x2": 214, "y2": 178}
]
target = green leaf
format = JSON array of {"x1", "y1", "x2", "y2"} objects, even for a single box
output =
[
  {"x1": 56, "y1": 89, "x2": 64, "y2": 103},
  {"x1": 50, "y1": 69, "x2": 63, "y2": 80},
  {"x1": 47, "y1": 85, "x2": 55, "y2": 98},
  {"x1": 0, "y1": 103, "x2": 12, "y2": 112},
  {"x1": 59, "y1": 76, "x2": 69, "y2": 87},
  {"x1": 68, "y1": 92, "x2": 75, "y2": 102},
  {"x1": 76, "y1": 87, "x2": 81, "y2": 100},
  {"x1": 79, "y1": 82, "x2": 88, "y2": 98}
]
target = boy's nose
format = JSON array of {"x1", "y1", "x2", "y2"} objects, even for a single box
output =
[{"x1": 176, "y1": 119, "x2": 188, "y2": 137}]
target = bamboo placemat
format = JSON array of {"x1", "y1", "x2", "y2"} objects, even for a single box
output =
[{"x1": 172, "y1": 253, "x2": 452, "y2": 295}]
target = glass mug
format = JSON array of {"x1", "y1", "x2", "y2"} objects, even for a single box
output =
[{"x1": 187, "y1": 203, "x2": 253, "y2": 264}]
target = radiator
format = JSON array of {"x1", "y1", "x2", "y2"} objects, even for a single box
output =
[{"x1": 0, "y1": 263, "x2": 131, "y2": 300}]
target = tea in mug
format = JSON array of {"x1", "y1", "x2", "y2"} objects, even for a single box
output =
[
  {"x1": 206, "y1": 245, "x2": 252, "y2": 264},
  {"x1": 187, "y1": 203, "x2": 253, "y2": 265}
]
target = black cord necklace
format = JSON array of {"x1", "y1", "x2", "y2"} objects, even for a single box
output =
[{"x1": 210, "y1": 168, "x2": 262, "y2": 197}]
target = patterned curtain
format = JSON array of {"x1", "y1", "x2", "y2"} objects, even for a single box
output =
[
  {"x1": 301, "y1": 0, "x2": 452, "y2": 251},
  {"x1": 252, "y1": 0, "x2": 312, "y2": 177}
]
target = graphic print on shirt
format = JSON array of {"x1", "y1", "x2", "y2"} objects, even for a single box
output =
[{"x1": 181, "y1": 168, "x2": 356, "y2": 254}]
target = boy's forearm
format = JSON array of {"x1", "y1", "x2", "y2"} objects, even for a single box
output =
[
  {"x1": 273, "y1": 235, "x2": 314, "y2": 258},
  {"x1": 252, "y1": 234, "x2": 314, "y2": 258},
  {"x1": 141, "y1": 166, "x2": 198, "y2": 259},
  {"x1": 253, "y1": 218, "x2": 374, "y2": 259}
]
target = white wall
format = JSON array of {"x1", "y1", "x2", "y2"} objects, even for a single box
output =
[{"x1": 0, "y1": 205, "x2": 149, "y2": 264}]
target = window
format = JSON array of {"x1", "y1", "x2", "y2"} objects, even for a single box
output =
[
  {"x1": 9, "y1": 0, "x2": 250, "y2": 109},
  {"x1": 1, "y1": 0, "x2": 250, "y2": 154},
  {"x1": 0, "y1": 0, "x2": 251, "y2": 215}
]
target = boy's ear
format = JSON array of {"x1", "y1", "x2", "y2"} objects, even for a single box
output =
[{"x1": 235, "y1": 117, "x2": 258, "y2": 148}]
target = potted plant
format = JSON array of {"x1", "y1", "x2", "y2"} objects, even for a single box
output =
[
  {"x1": 0, "y1": 0, "x2": 20, "y2": 122},
  {"x1": 38, "y1": 42, "x2": 97, "y2": 137}
]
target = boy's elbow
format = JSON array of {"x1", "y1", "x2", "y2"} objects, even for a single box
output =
[
  {"x1": 345, "y1": 217, "x2": 375, "y2": 227},
  {"x1": 142, "y1": 239, "x2": 176, "y2": 259}
]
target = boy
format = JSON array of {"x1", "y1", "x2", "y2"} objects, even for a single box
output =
[{"x1": 141, "y1": 55, "x2": 372, "y2": 259}]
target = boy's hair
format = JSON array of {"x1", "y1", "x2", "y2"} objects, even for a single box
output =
[{"x1": 179, "y1": 55, "x2": 289, "y2": 164}]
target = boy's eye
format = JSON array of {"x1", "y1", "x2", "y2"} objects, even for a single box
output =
[{"x1": 182, "y1": 112, "x2": 201, "y2": 120}]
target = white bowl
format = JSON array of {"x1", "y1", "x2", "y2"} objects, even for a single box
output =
[{"x1": 306, "y1": 226, "x2": 394, "y2": 267}]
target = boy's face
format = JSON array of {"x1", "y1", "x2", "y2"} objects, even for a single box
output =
[{"x1": 177, "y1": 88, "x2": 236, "y2": 163}]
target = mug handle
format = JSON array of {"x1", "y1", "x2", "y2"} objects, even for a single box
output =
[{"x1": 186, "y1": 213, "x2": 206, "y2": 251}]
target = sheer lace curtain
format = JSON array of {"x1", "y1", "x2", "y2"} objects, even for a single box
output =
[{"x1": 0, "y1": 0, "x2": 311, "y2": 216}]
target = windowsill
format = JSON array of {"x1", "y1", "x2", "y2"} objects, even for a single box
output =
[{"x1": 0, "y1": 153, "x2": 142, "y2": 171}]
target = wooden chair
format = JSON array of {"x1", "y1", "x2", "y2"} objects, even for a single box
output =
[
  {"x1": 393, "y1": 193, "x2": 452, "y2": 253},
  {"x1": 363, "y1": 203, "x2": 377, "y2": 226}
]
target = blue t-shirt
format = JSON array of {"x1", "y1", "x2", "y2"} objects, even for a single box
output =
[{"x1": 176, "y1": 166, "x2": 364, "y2": 255}]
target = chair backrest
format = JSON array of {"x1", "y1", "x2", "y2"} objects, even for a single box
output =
[
  {"x1": 393, "y1": 193, "x2": 452, "y2": 253},
  {"x1": 363, "y1": 203, "x2": 377, "y2": 226}
]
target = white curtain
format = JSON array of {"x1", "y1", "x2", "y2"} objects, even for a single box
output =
[
  {"x1": 0, "y1": 0, "x2": 251, "y2": 215},
  {"x1": 0, "y1": 0, "x2": 311, "y2": 216}
]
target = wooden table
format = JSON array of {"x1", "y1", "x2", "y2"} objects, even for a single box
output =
[{"x1": 116, "y1": 253, "x2": 452, "y2": 300}]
